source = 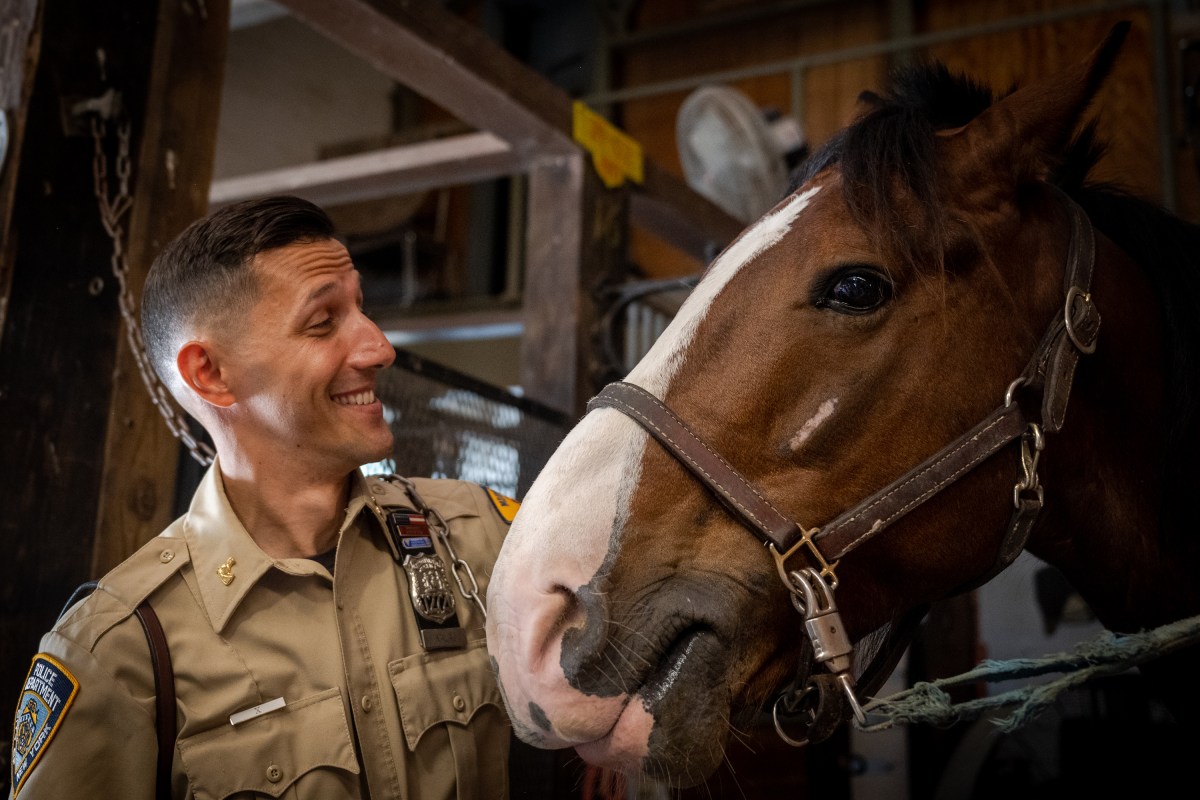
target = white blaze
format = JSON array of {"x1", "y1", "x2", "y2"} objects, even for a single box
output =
[{"x1": 628, "y1": 186, "x2": 821, "y2": 396}]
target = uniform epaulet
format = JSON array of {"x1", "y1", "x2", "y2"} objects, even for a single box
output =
[
  {"x1": 55, "y1": 531, "x2": 190, "y2": 651},
  {"x1": 480, "y1": 485, "x2": 520, "y2": 525}
]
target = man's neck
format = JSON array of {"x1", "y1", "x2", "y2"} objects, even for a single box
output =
[{"x1": 219, "y1": 457, "x2": 354, "y2": 560}]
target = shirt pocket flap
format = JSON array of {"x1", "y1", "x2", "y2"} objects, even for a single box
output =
[
  {"x1": 178, "y1": 688, "x2": 359, "y2": 799},
  {"x1": 390, "y1": 640, "x2": 503, "y2": 750}
]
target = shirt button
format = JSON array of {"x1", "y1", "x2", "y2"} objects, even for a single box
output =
[
  {"x1": 266, "y1": 764, "x2": 283, "y2": 783},
  {"x1": 452, "y1": 694, "x2": 466, "y2": 712},
  {"x1": 361, "y1": 695, "x2": 373, "y2": 712},
  {"x1": 159, "y1": 550, "x2": 174, "y2": 563}
]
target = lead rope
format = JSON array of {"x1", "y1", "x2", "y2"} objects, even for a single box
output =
[
  {"x1": 89, "y1": 100, "x2": 215, "y2": 467},
  {"x1": 856, "y1": 612, "x2": 1200, "y2": 733}
]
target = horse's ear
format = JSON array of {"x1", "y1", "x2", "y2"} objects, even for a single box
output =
[{"x1": 944, "y1": 21, "x2": 1130, "y2": 193}]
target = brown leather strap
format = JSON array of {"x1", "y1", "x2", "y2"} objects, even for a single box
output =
[
  {"x1": 588, "y1": 381, "x2": 801, "y2": 551},
  {"x1": 1031, "y1": 197, "x2": 1100, "y2": 432},
  {"x1": 134, "y1": 601, "x2": 175, "y2": 800},
  {"x1": 816, "y1": 403, "x2": 1030, "y2": 559}
]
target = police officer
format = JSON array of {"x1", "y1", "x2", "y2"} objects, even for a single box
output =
[{"x1": 8, "y1": 196, "x2": 515, "y2": 799}]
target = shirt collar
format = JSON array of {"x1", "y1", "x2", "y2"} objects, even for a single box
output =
[{"x1": 183, "y1": 459, "x2": 374, "y2": 633}]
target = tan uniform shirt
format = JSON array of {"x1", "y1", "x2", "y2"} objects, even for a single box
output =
[{"x1": 9, "y1": 466, "x2": 512, "y2": 799}]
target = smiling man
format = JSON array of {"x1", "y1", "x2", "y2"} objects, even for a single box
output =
[{"x1": 8, "y1": 196, "x2": 514, "y2": 799}]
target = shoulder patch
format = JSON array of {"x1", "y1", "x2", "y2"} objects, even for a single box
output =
[
  {"x1": 484, "y1": 487, "x2": 521, "y2": 524},
  {"x1": 11, "y1": 654, "x2": 79, "y2": 796}
]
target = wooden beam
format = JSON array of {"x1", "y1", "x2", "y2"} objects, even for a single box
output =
[
  {"x1": 209, "y1": 131, "x2": 522, "y2": 209},
  {"x1": 634, "y1": 163, "x2": 745, "y2": 263},
  {"x1": 275, "y1": 0, "x2": 576, "y2": 157}
]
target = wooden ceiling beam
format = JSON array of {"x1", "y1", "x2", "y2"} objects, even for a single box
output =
[{"x1": 209, "y1": 131, "x2": 522, "y2": 209}]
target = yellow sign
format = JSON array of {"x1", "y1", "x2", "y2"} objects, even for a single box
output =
[{"x1": 573, "y1": 101, "x2": 644, "y2": 189}]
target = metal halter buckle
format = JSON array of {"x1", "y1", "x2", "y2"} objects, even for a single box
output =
[{"x1": 1064, "y1": 286, "x2": 1098, "y2": 354}]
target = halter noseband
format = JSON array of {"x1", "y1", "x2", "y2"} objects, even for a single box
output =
[{"x1": 587, "y1": 194, "x2": 1101, "y2": 744}]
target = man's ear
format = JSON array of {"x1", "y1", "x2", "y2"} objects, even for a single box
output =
[{"x1": 177, "y1": 341, "x2": 236, "y2": 408}]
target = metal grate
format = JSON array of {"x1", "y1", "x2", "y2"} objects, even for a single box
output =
[{"x1": 370, "y1": 349, "x2": 574, "y2": 499}]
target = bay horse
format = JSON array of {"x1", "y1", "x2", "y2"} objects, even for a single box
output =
[{"x1": 486, "y1": 22, "x2": 1200, "y2": 788}]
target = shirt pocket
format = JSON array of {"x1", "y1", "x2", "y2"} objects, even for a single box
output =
[
  {"x1": 177, "y1": 687, "x2": 360, "y2": 799},
  {"x1": 389, "y1": 638, "x2": 504, "y2": 749}
]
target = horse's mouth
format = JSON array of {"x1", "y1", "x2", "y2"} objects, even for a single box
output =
[{"x1": 573, "y1": 623, "x2": 731, "y2": 781}]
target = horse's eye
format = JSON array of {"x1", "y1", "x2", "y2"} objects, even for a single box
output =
[{"x1": 817, "y1": 269, "x2": 892, "y2": 314}]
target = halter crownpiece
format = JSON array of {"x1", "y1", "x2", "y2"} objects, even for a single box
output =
[{"x1": 587, "y1": 193, "x2": 1101, "y2": 746}]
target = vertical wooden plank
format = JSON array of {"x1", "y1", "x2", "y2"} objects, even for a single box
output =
[
  {"x1": 519, "y1": 153, "x2": 630, "y2": 417},
  {"x1": 92, "y1": 0, "x2": 230, "y2": 576},
  {"x1": 520, "y1": 155, "x2": 585, "y2": 415}
]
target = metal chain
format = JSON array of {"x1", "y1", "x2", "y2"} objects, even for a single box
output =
[
  {"x1": 90, "y1": 115, "x2": 215, "y2": 467},
  {"x1": 385, "y1": 474, "x2": 488, "y2": 619}
]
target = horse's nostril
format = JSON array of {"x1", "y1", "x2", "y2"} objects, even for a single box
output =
[{"x1": 550, "y1": 585, "x2": 585, "y2": 638}]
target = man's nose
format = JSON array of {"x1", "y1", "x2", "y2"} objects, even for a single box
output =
[{"x1": 352, "y1": 311, "x2": 396, "y2": 370}]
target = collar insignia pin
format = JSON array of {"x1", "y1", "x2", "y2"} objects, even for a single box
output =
[{"x1": 217, "y1": 557, "x2": 236, "y2": 586}]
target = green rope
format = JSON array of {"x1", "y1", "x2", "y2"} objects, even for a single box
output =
[{"x1": 855, "y1": 612, "x2": 1200, "y2": 733}]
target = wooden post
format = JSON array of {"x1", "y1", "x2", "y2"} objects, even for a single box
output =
[
  {"x1": 0, "y1": 0, "x2": 229, "y2": 731},
  {"x1": 92, "y1": 0, "x2": 229, "y2": 576}
]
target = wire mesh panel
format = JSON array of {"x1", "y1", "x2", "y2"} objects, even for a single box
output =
[{"x1": 370, "y1": 349, "x2": 575, "y2": 500}]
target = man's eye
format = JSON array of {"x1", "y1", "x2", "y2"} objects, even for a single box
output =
[
  {"x1": 816, "y1": 269, "x2": 893, "y2": 314},
  {"x1": 309, "y1": 318, "x2": 333, "y2": 330}
]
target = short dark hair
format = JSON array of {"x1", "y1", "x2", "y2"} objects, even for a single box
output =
[{"x1": 142, "y1": 195, "x2": 337, "y2": 385}]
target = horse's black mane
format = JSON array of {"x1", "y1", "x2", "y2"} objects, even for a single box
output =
[{"x1": 791, "y1": 60, "x2": 1200, "y2": 541}]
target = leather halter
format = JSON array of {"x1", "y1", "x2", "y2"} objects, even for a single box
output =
[{"x1": 587, "y1": 195, "x2": 1101, "y2": 742}]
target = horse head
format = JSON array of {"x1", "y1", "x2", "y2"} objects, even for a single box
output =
[{"x1": 487, "y1": 22, "x2": 1200, "y2": 787}]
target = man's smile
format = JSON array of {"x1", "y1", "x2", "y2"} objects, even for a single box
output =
[{"x1": 331, "y1": 388, "x2": 379, "y2": 406}]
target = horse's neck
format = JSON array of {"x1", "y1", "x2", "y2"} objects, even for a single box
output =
[{"x1": 1029, "y1": 235, "x2": 1200, "y2": 633}]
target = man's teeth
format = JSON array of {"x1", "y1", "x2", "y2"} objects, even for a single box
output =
[{"x1": 333, "y1": 390, "x2": 376, "y2": 406}]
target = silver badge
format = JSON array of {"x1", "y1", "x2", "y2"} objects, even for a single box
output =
[{"x1": 403, "y1": 553, "x2": 457, "y2": 624}]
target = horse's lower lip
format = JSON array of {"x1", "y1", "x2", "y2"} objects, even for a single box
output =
[{"x1": 639, "y1": 625, "x2": 707, "y2": 706}]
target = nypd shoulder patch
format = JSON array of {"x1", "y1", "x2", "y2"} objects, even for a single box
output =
[
  {"x1": 484, "y1": 486, "x2": 521, "y2": 525},
  {"x1": 11, "y1": 655, "x2": 79, "y2": 797}
]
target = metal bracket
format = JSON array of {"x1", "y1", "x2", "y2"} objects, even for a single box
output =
[
  {"x1": 771, "y1": 526, "x2": 838, "y2": 591},
  {"x1": 60, "y1": 88, "x2": 122, "y2": 137}
]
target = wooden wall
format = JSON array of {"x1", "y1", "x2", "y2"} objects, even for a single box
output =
[{"x1": 611, "y1": 0, "x2": 1196, "y2": 279}]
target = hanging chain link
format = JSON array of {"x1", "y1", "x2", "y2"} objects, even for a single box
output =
[
  {"x1": 385, "y1": 474, "x2": 488, "y2": 620},
  {"x1": 90, "y1": 114, "x2": 215, "y2": 467}
]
